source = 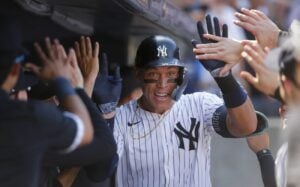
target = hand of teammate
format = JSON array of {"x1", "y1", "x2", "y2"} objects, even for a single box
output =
[
  {"x1": 74, "y1": 36, "x2": 100, "y2": 96},
  {"x1": 234, "y1": 8, "x2": 281, "y2": 49},
  {"x1": 240, "y1": 40, "x2": 280, "y2": 96},
  {"x1": 92, "y1": 53, "x2": 122, "y2": 114},
  {"x1": 192, "y1": 14, "x2": 228, "y2": 77}
]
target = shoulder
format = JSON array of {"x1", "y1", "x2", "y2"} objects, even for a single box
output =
[
  {"x1": 116, "y1": 100, "x2": 137, "y2": 115},
  {"x1": 179, "y1": 92, "x2": 222, "y2": 103}
]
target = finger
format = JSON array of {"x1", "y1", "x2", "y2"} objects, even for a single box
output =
[
  {"x1": 86, "y1": 37, "x2": 92, "y2": 56},
  {"x1": 25, "y1": 63, "x2": 41, "y2": 76},
  {"x1": 45, "y1": 37, "x2": 55, "y2": 60},
  {"x1": 197, "y1": 21, "x2": 208, "y2": 43},
  {"x1": 250, "y1": 43, "x2": 267, "y2": 60},
  {"x1": 206, "y1": 14, "x2": 213, "y2": 35},
  {"x1": 240, "y1": 71, "x2": 257, "y2": 87},
  {"x1": 193, "y1": 45, "x2": 218, "y2": 54},
  {"x1": 222, "y1": 24, "x2": 228, "y2": 38},
  {"x1": 252, "y1": 9, "x2": 267, "y2": 19},
  {"x1": 74, "y1": 41, "x2": 81, "y2": 59},
  {"x1": 57, "y1": 44, "x2": 67, "y2": 62},
  {"x1": 195, "y1": 53, "x2": 220, "y2": 60},
  {"x1": 53, "y1": 39, "x2": 61, "y2": 59},
  {"x1": 240, "y1": 40, "x2": 256, "y2": 46},
  {"x1": 34, "y1": 42, "x2": 48, "y2": 64},
  {"x1": 234, "y1": 12, "x2": 256, "y2": 25},
  {"x1": 234, "y1": 20, "x2": 255, "y2": 33},
  {"x1": 113, "y1": 66, "x2": 121, "y2": 81},
  {"x1": 67, "y1": 48, "x2": 77, "y2": 67},
  {"x1": 93, "y1": 41, "x2": 100, "y2": 58},
  {"x1": 213, "y1": 17, "x2": 221, "y2": 36},
  {"x1": 203, "y1": 34, "x2": 222, "y2": 42},
  {"x1": 240, "y1": 8, "x2": 261, "y2": 21},
  {"x1": 80, "y1": 36, "x2": 86, "y2": 56},
  {"x1": 100, "y1": 52, "x2": 109, "y2": 76},
  {"x1": 219, "y1": 64, "x2": 233, "y2": 76},
  {"x1": 244, "y1": 45, "x2": 264, "y2": 64},
  {"x1": 242, "y1": 51, "x2": 262, "y2": 72}
]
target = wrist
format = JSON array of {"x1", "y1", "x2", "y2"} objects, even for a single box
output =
[
  {"x1": 52, "y1": 77, "x2": 76, "y2": 101},
  {"x1": 214, "y1": 74, "x2": 248, "y2": 108}
]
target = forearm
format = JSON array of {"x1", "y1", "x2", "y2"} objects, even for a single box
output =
[
  {"x1": 213, "y1": 74, "x2": 257, "y2": 136},
  {"x1": 44, "y1": 89, "x2": 117, "y2": 167},
  {"x1": 53, "y1": 77, "x2": 93, "y2": 146}
]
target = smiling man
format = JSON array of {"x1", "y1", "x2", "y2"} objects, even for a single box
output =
[{"x1": 113, "y1": 35, "x2": 257, "y2": 187}]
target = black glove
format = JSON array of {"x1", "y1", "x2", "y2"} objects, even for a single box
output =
[
  {"x1": 92, "y1": 53, "x2": 122, "y2": 114},
  {"x1": 192, "y1": 14, "x2": 228, "y2": 77}
]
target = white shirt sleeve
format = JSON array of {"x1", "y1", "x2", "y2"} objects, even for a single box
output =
[{"x1": 59, "y1": 111, "x2": 85, "y2": 153}]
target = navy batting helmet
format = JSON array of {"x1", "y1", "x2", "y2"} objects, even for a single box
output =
[
  {"x1": 135, "y1": 35, "x2": 187, "y2": 101},
  {"x1": 135, "y1": 35, "x2": 185, "y2": 69}
]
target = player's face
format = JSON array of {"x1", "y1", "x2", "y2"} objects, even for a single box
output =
[{"x1": 139, "y1": 66, "x2": 179, "y2": 114}]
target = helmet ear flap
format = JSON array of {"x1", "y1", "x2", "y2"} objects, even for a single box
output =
[{"x1": 172, "y1": 68, "x2": 188, "y2": 101}]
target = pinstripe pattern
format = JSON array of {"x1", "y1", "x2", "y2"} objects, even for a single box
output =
[{"x1": 114, "y1": 92, "x2": 223, "y2": 187}]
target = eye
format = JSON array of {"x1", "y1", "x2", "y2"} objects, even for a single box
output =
[
  {"x1": 145, "y1": 71, "x2": 158, "y2": 79},
  {"x1": 167, "y1": 71, "x2": 178, "y2": 78}
]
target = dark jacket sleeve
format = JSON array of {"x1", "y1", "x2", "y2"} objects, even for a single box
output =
[{"x1": 44, "y1": 89, "x2": 117, "y2": 167}]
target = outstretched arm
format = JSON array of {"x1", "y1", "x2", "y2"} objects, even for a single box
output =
[{"x1": 193, "y1": 15, "x2": 257, "y2": 137}]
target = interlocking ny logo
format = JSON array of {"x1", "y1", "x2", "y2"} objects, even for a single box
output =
[
  {"x1": 157, "y1": 45, "x2": 168, "y2": 57},
  {"x1": 174, "y1": 118, "x2": 200, "y2": 150}
]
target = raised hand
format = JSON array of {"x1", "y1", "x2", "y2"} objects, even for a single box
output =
[
  {"x1": 92, "y1": 53, "x2": 122, "y2": 114},
  {"x1": 192, "y1": 14, "x2": 229, "y2": 77},
  {"x1": 74, "y1": 36, "x2": 100, "y2": 96},
  {"x1": 234, "y1": 8, "x2": 281, "y2": 49},
  {"x1": 26, "y1": 37, "x2": 73, "y2": 83},
  {"x1": 240, "y1": 40, "x2": 280, "y2": 96},
  {"x1": 193, "y1": 34, "x2": 244, "y2": 76}
]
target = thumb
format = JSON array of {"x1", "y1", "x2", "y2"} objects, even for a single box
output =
[
  {"x1": 219, "y1": 64, "x2": 232, "y2": 77},
  {"x1": 240, "y1": 71, "x2": 257, "y2": 86}
]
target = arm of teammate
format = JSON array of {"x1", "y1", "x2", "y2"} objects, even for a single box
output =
[
  {"x1": 193, "y1": 15, "x2": 257, "y2": 137},
  {"x1": 247, "y1": 133, "x2": 276, "y2": 187},
  {"x1": 26, "y1": 37, "x2": 93, "y2": 149}
]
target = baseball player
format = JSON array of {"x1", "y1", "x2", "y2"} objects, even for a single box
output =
[{"x1": 112, "y1": 16, "x2": 263, "y2": 187}]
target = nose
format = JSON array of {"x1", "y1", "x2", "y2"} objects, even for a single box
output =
[{"x1": 157, "y1": 75, "x2": 168, "y2": 88}]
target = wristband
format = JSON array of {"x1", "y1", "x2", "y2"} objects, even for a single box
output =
[
  {"x1": 52, "y1": 77, "x2": 76, "y2": 101},
  {"x1": 214, "y1": 74, "x2": 247, "y2": 108},
  {"x1": 256, "y1": 149, "x2": 272, "y2": 159},
  {"x1": 97, "y1": 102, "x2": 118, "y2": 114}
]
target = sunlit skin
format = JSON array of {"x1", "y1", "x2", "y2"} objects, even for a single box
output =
[{"x1": 138, "y1": 66, "x2": 179, "y2": 114}]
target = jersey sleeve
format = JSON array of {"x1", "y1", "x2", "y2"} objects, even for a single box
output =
[
  {"x1": 33, "y1": 101, "x2": 84, "y2": 153},
  {"x1": 201, "y1": 92, "x2": 224, "y2": 133}
]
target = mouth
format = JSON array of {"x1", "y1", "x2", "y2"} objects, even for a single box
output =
[{"x1": 154, "y1": 92, "x2": 170, "y2": 101}]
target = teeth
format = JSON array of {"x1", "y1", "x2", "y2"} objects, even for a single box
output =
[{"x1": 155, "y1": 93, "x2": 167, "y2": 97}]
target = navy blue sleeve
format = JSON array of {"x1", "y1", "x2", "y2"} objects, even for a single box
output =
[
  {"x1": 44, "y1": 89, "x2": 117, "y2": 169},
  {"x1": 33, "y1": 101, "x2": 78, "y2": 152}
]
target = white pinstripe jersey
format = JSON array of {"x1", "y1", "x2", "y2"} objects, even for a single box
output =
[{"x1": 114, "y1": 92, "x2": 223, "y2": 187}]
